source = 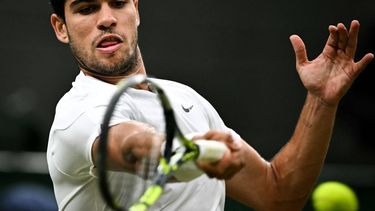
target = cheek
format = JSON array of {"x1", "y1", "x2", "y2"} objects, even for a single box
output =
[
  {"x1": 67, "y1": 21, "x2": 94, "y2": 47},
  {"x1": 119, "y1": 10, "x2": 138, "y2": 29},
  {"x1": 121, "y1": 15, "x2": 139, "y2": 40}
]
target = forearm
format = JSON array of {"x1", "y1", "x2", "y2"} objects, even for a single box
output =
[
  {"x1": 226, "y1": 93, "x2": 339, "y2": 210},
  {"x1": 92, "y1": 121, "x2": 160, "y2": 172},
  {"x1": 244, "y1": 19, "x2": 373, "y2": 210},
  {"x1": 266, "y1": 92, "x2": 338, "y2": 209}
]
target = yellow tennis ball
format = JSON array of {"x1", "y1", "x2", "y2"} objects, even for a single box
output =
[{"x1": 312, "y1": 181, "x2": 359, "y2": 211}]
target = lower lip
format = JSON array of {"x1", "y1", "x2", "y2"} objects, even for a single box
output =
[{"x1": 96, "y1": 43, "x2": 122, "y2": 54}]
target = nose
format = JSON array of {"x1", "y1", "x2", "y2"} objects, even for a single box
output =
[{"x1": 97, "y1": 4, "x2": 117, "y2": 30}]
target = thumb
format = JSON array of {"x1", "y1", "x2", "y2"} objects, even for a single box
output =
[{"x1": 290, "y1": 35, "x2": 308, "y2": 68}]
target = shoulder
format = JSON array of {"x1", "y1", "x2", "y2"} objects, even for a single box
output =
[
  {"x1": 152, "y1": 78, "x2": 195, "y2": 90},
  {"x1": 52, "y1": 74, "x2": 117, "y2": 130},
  {"x1": 150, "y1": 78, "x2": 202, "y2": 98}
]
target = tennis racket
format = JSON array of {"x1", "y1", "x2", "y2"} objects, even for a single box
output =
[{"x1": 97, "y1": 74, "x2": 228, "y2": 211}]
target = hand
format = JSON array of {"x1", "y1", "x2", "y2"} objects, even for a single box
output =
[
  {"x1": 193, "y1": 130, "x2": 245, "y2": 180},
  {"x1": 121, "y1": 130, "x2": 164, "y2": 174},
  {"x1": 290, "y1": 20, "x2": 374, "y2": 106}
]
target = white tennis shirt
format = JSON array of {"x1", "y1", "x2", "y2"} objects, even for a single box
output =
[{"x1": 47, "y1": 72, "x2": 237, "y2": 211}]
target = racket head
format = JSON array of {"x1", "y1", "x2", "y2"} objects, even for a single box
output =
[
  {"x1": 103, "y1": 152, "x2": 160, "y2": 210},
  {"x1": 97, "y1": 75, "x2": 178, "y2": 211}
]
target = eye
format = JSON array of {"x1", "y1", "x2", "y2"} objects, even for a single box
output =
[
  {"x1": 110, "y1": 1, "x2": 126, "y2": 8},
  {"x1": 77, "y1": 5, "x2": 98, "y2": 15}
]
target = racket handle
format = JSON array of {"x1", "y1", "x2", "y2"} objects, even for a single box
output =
[
  {"x1": 195, "y1": 140, "x2": 228, "y2": 162},
  {"x1": 173, "y1": 140, "x2": 228, "y2": 182}
]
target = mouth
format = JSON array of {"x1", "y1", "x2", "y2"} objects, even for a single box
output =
[{"x1": 96, "y1": 34, "x2": 123, "y2": 54}]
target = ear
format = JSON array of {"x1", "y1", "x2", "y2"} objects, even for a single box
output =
[
  {"x1": 50, "y1": 14, "x2": 69, "y2": 44},
  {"x1": 133, "y1": 0, "x2": 140, "y2": 26}
]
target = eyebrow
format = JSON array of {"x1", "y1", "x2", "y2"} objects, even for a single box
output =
[{"x1": 70, "y1": 0, "x2": 96, "y2": 9}]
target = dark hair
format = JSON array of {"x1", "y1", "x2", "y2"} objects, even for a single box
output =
[{"x1": 50, "y1": 0, "x2": 66, "y2": 19}]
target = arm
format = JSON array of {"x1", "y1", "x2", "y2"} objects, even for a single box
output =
[
  {"x1": 91, "y1": 121, "x2": 164, "y2": 172},
  {"x1": 226, "y1": 20, "x2": 373, "y2": 210},
  {"x1": 226, "y1": 94, "x2": 337, "y2": 210},
  {"x1": 92, "y1": 121, "x2": 244, "y2": 178}
]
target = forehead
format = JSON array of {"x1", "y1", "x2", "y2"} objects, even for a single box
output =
[
  {"x1": 67, "y1": 0, "x2": 116, "y2": 4},
  {"x1": 67, "y1": 0, "x2": 97, "y2": 5}
]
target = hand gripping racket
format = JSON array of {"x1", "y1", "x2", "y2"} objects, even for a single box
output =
[{"x1": 98, "y1": 74, "x2": 228, "y2": 211}]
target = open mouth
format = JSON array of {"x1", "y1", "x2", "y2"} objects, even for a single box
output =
[{"x1": 96, "y1": 35, "x2": 123, "y2": 54}]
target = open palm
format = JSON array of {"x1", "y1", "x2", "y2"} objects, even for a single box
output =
[{"x1": 290, "y1": 20, "x2": 373, "y2": 106}]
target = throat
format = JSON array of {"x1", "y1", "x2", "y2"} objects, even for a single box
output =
[
  {"x1": 81, "y1": 69, "x2": 150, "y2": 91},
  {"x1": 82, "y1": 69, "x2": 124, "y2": 85}
]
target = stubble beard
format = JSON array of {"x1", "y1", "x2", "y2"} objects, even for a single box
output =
[{"x1": 68, "y1": 31, "x2": 139, "y2": 76}]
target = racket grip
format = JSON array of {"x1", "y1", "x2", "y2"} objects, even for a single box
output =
[
  {"x1": 195, "y1": 140, "x2": 228, "y2": 162},
  {"x1": 173, "y1": 140, "x2": 228, "y2": 182}
]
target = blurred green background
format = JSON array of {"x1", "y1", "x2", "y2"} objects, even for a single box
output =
[{"x1": 0, "y1": 0, "x2": 374, "y2": 210}]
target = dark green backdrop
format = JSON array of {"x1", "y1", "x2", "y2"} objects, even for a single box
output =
[{"x1": 0, "y1": 0, "x2": 374, "y2": 210}]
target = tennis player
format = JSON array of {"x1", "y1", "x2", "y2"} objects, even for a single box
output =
[{"x1": 47, "y1": 0, "x2": 373, "y2": 210}]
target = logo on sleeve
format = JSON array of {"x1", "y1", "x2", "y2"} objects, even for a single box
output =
[{"x1": 181, "y1": 104, "x2": 194, "y2": 113}]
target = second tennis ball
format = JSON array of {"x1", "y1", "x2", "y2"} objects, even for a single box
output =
[{"x1": 312, "y1": 181, "x2": 358, "y2": 211}]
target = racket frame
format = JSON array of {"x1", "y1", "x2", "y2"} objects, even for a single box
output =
[{"x1": 98, "y1": 75, "x2": 201, "y2": 211}]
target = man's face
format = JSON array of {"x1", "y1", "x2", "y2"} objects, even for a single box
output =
[{"x1": 60, "y1": 0, "x2": 140, "y2": 76}]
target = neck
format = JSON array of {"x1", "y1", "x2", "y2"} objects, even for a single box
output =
[
  {"x1": 81, "y1": 47, "x2": 149, "y2": 90},
  {"x1": 81, "y1": 69, "x2": 128, "y2": 84}
]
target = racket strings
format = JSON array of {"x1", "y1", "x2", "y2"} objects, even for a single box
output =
[
  {"x1": 99, "y1": 75, "x2": 204, "y2": 211},
  {"x1": 137, "y1": 144, "x2": 160, "y2": 180}
]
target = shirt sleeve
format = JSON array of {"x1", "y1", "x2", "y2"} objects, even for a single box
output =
[{"x1": 50, "y1": 104, "x2": 132, "y2": 177}]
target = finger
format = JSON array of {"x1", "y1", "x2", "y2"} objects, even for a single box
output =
[
  {"x1": 325, "y1": 25, "x2": 339, "y2": 48},
  {"x1": 337, "y1": 23, "x2": 349, "y2": 50},
  {"x1": 346, "y1": 20, "x2": 360, "y2": 58},
  {"x1": 354, "y1": 53, "x2": 374, "y2": 77},
  {"x1": 198, "y1": 160, "x2": 223, "y2": 178},
  {"x1": 289, "y1": 35, "x2": 308, "y2": 68},
  {"x1": 202, "y1": 130, "x2": 241, "y2": 150},
  {"x1": 199, "y1": 162, "x2": 235, "y2": 180},
  {"x1": 202, "y1": 130, "x2": 231, "y2": 143},
  {"x1": 200, "y1": 157, "x2": 243, "y2": 180}
]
